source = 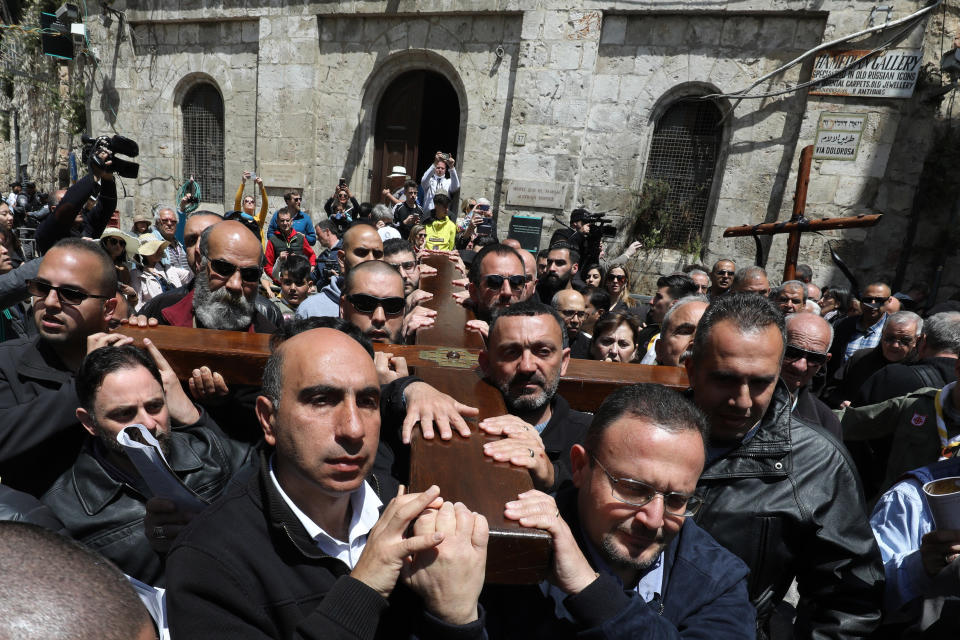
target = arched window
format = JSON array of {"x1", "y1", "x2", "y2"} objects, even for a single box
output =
[
  {"x1": 181, "y1": 83, "x2": 224, "y2": 204},
  {"x1": 644, "y1": 100, "x2": 723, "y2": 249}
]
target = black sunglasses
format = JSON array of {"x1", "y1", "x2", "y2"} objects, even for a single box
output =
[
  {"x1": 27, "y1": 279, "x2": 111, "y2": 306},
  {"x1": 207, "y1": 257, "x2": 262, "y2": 283},
  {"x1": 861, "y1": 296, "x2": 887, "y2": 305},
  {"x1": 483, "y1": 274, "x2": 526, "y2": 291},
  {"x1": 714, "y1": 270, "x2": 735, "y2": 277},
  {"x1": 784, "y1": 345, "x2": 828, "y2": 365},
  {"x1": 347, "y1": 293, "x2": 405, "y2": 316}
]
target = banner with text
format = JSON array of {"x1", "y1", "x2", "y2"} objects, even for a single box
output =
[{"x1": 809, "y1": 48, "x2": 922, "y2": 99}]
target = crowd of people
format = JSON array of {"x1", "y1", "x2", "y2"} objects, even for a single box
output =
[{"x1": 0, "y1": 148, "x2": 957, "y2": 640}]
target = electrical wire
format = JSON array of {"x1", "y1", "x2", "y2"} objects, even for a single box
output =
[{"x1": 703, "y1": 0, "x2": 944, "y2": 101}]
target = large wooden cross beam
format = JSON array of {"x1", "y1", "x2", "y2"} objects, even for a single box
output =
[
  {"x1": 723, "y1": 145, "x2": 882, "y2": 282},
  {"x1": 117, "y1": 255, "x2": 687, "y2": 583}
]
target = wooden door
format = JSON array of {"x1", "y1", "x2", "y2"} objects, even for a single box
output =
[{"x1": 371, "y1": 72, "x2": 424, "y2": 202}]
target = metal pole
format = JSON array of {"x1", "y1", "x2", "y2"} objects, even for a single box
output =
[{"x1": 13, "y1": 108, "x2": 21, "y2": 182}]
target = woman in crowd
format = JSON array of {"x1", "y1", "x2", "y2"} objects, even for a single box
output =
[
  {"x1": 458, "y1": 197, "x2": 478, "y2": 230},
  {"x1": 420, "y1": 151, "x2": 460, "y2": 213},
  {"x1": 233, "y1": 171, "x2": 269, "y2": 244},
  {"x1": 0, "y1": 229, "x2": 29, "y2": 342},
  {"x1": 581, "y1": 263, "x2": 604, "y2": 288},
  {"x1": 99, "y1": 228, "x2": 140, "y2": 309},
  {"x1": 603, "y1": 266, "x2": 638, "y2": 314},
  {"x1": 408, "y1": 224, "x2": 426, "y2": 257},
  {"x1": 589, "y1": 312, "x2": 642, "y2": 363},
  {"x1": 0, "y1": 202, "x2": 24, "y2": 268},
  {"x1": 132, "y1": 233, "x2": 192, "y2": 311},
  {"x1": 820, "y1": 286, "x2": 852, "y2": 325}
]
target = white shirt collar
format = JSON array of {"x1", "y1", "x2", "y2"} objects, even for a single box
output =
[{"x1": 269, "y1": 455, "x2": 382, "y2": 562}]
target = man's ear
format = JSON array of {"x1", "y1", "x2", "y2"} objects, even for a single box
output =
[
  {"x1": 570, "y1": 262, "x2": 578, "y2": 276},
  {"x1": 339, "y1": 296, "x2": 346, "y2": 319},
  {"x1": 559, "y1": 346, "x2": 571, "y2": 377},
  {"x1": 570, "y1": 444, "x2": 589, "y2": 489},
  {"x1": 256, "y1": 396, "x2": 277, "y2": 447},
  {"x1": 478, "y1": 348, "x2": 489, "y2": 375},
  {"x1": 77, "y1": 408, "x2": 97, "y2": 438},
  {"x1": 337, "y1": 250, "x2": 346, "y2": 273},
  {"x1": 102, "y1": 295, "x2": 119, "y2": 325}
]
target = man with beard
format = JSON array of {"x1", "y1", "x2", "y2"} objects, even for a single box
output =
[
  {"x1": 340, "y1": 260, "x2": 434, "y2": 344},
  {"x1": 477, "y1": 299, "x2": 592, "y2": 492},
  {"x1": 383, "y1": 238, "x2": 421, "y2": 299},
  {"x1": 481, "y1": 384, "x2": 754, "y2": 639},
  {"x1": 146, "y1": 221, "x2": 275, "y2": 332},
  {"x1": 536, "y1": 242, "x2": 579, "y2": 303},
  {"x1": 42, "y1": 343, "x2": 254, "y2": 586}
]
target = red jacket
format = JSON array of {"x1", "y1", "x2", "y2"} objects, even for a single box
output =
[{"x1": 265, "y1": 228, "x2": 316, "y2": 279}]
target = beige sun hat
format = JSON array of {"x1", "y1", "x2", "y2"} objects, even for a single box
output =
[
  {"x1": 137, "y1": 233, "x2": 170, "y2": 258},
  {"x1": 99, "y1": 227, "x2": 140, "y2": 261}
]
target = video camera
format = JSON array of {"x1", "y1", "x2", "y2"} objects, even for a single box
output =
[
  {"x1": 81, "y1": 134, "x2": 140, "y2": 179},
  {"x1": 580, "y1": 211, "x2": 618, "y2": 239}
]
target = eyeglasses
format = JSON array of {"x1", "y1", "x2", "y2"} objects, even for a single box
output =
[
  {"x1": 104, "y1": 236, "x2": 126, "y2": 248},
  {"x1": 27, "y1": 279, "x2": 111, "y2": 306},
  {"x1": 559, "y1": 309, "x2": 586, "y2": 319},
  {"x1": 388, "y1": 260, "x2": 417, "y2": 273},
  {"x1": 714, "y1": 270, "x2": 735, "y2": 277},
  {"x1": 861, "y1": 296, "x2": 887, "y2": 306},
  {"x1": 609, "y1": 274, "x2": 627, "y2": 282},
  {"x1": 206, "y1": 257, "x2": 262, "y2": 283},
  {"x1": 592, "y1": 456, "x2": 702, "y2": 516},
  {"x1": 289, "y1": 197, "x2": 302, "y2": 202},
  {"x1": 346, "y1": 293, "x2": 405, "y2": 316},
  {"x1": 482, "y1": 274, "x2": 526, "y2": 291},
  {"x1": 882, "y1": 335, "x2": 916, "y2": 348},
  {"x1": 417, "y1": 233, "x2": 426, "y2": 239},
  {"x1": 783, "y1": 345, "x2": 828, "y2": 365}
]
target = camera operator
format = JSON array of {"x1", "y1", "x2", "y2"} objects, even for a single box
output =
[
  {"x1": 35, "y1": 148, "x2": 118, "y2": 254},
  {"x1": 421, "y1": 150, "x2": 460, "y2": 214},
  {"x1": 323, "y1": 181, "x2": 359, "y2": 235}
]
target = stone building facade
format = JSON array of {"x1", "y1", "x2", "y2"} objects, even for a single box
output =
[{"x1": 73, "y1": 1, "x2": 958, "y2": 296}]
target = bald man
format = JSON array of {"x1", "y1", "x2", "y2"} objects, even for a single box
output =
[
  {"x1": 146, "y1": 220, "x2": 276, "y2": 333},
  {"x1": 552, "y1": 288, "x2": 590, "y2": 358},
  {"x1": 781, "y1": 312, "x2": 841, "y2": 439},
  {"x1": 298, "y1": 223, "x2": 384, "y2": 319}
]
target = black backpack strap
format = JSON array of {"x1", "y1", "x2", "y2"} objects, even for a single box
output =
[{"x1": 912, "y1": 364, "x2": 945, "y2": 390}]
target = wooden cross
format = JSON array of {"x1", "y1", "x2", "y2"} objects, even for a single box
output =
[
  {"x1": 722, "y1": 145, "x2": 882, "y2": 282},
  {"x1": 118, "y1": 255, "x2": 687, "y2": 583}
]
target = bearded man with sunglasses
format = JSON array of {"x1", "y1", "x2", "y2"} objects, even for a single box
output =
[
  {"x1": 0, "y1": 238, "x2": 133, "y2": 496},
  {"x1": 684, "y1": 293, "x2": 884, "y2": 638},
  {"x1": 340, "y1": 260, "x2": 433, "y2": 345},
  {"x1": 480, "y1": 383, "x2": 755, "y2": 638}
]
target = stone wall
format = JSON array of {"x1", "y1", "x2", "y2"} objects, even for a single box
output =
[{"x1": 70, "y1": 0, "x2": 959, "y2": 298}]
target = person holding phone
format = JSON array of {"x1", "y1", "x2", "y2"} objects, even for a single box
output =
[
  {"x1": 323, "y1": 180, "x2": 360, "y2": 235},
  {"x1": 233, "y1": 171, "x2": 269, "y2": 246},
  {"x1": 391, "y1": 179, "x2": 425, "y2": 238},
  {"x1": 421, "y1": 151, "x2": 460, "y2": 214},
  {"x1": 456, "y1": 197, "x2": 494, "y2": 249}
]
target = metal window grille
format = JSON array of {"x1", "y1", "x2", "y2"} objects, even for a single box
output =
[
  {"x1": 645, "y1": 100, "x2": 722, "y2": 249},
  {"x1": 181, "y1": 84, "x2": 224, "y2": 204}
]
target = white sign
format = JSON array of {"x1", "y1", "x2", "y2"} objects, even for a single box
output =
[
  {"x1": 506, "y1": 180, "x2": 568, "y2": 209},
  {"x1": 813, "y1": 112, "x2": 866, "y2": 161},
  {"x1": 258, "y1": 163, "x2": 302, "y2": 188},
  {"x1": 810, "y1": 48, "x2": 922, "y2": 99}
]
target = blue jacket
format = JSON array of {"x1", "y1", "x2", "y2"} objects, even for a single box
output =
[
  {"x1": 295, "y1": 276, "x2": 342, "y2": 319},
  {"x1": 267, "y1": 208, "x2": 316, "y2": 245},
  {"x1": 480, "y1": 488, "x2": 755, "y2": 639}
]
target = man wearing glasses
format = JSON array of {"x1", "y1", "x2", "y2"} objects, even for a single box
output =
[
  {"x1": 685, "y1": 293, "x2": 884, "y2": 638},
  {"x1": 0, "y1": 238, "x2": 132, "y2": 496},
  {"x1": 830, "y1": 282, "x2": 892, "y2": 372},
  {"x1": 266, "y1": 191, "x2": 316, "y2": 246},
  {"x1": 779, "y1": 313, "x2": 841, "y2": 439},
  {"x1": 481, "y1": 383, "x2": 755, "y2": 638},
  {"x1": 297, "y1": 224, "x2": 383, "y2": 320},
  {"x1": 707, "y1": 259, "x2": 736, "y2": 300},
  {"x1": 466, "y1": 243, "x2": 526, "y2": 325},
  {"x1": 339, "y1": 260, "x2": 433, "y2": 345},
  {"x1": 551, "y1": 289, "x2": 591, "y2": 359}
]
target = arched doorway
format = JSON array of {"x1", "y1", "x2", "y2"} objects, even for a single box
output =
[{"x1": 371, "y1": 71, "x2": 461, "y2": 201}]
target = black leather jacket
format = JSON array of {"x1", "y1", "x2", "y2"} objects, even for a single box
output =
[
  {"x1": 693, "y1": 382, "x2": 885, "y2": 639},
  {"x1": 41, "y1": 412, "x2": 256, "y2": 587}
]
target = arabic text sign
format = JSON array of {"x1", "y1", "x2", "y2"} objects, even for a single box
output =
[
  {"x1": 813, "y1": 112, "x2": 866, "y2": 161},
  {"x1": 810, "y1": 48, "x2": 922, "y2": 99}
]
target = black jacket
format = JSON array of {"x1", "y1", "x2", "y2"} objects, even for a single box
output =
[
  {"x1": 792, "y1": 385, "x2": 842, "y2": 440},
  {"x1": 0, "y1": 336, "x2": 87, "y2": 496},
  {"x1": 568, "y1": 331, "x2": 592, "y2": 359},
  {"x1": 822, "y1": 345, "x2": 893, "y2": 408},
  {"x1": 0, "y1": 482, "x2": 65, "y2": 532},
  {"x1": 166, "y1": 451, "x2": 486, "y2": 640},
  {"x1": 36, "y1": 174, "x2": 117, "y2": 253},
  {"x1": 857, "y1": 356, "x2": 957, "y2": 406},
  {"x1": 539, "y1": 394, "x2": 591, "y2": 493},
  {"x1": 41, "y1": 412, "x2": 256, "y2": 587},
  {"x1": 693, "y1": 382, "x2": 885, "y2": 639},
  {"x1": 481, "y1": 488, "x2": 755, "y2": 639}
]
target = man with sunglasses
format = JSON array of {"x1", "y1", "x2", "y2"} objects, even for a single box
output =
[
  {"x1": 481, "y1": 383, "x2": 755, "y2": 638},
  {"x1": 153, "y1": 205, "x2": 190, "y2": 272},
  {"x1": 684, "y1": 293, "x2": 884, "y2": 638},
  {"x1": 829, "y1": 282, "x2": 892, "y2": 377},
  {"x1": 340, "y1": 261, "x2": 418, "y2": 345},
  {"x1": 780, "y1": 312, "x2": 841, "y2": 439},
  {"x1": 297, "y1": 224, "x2": 383, "y2": 320},
  {"x1": 707, "y1": 259, "x2": 736, "y2": 300},
  {"x1": 0, "y1": 238, "x2": 133, "y2": 496},
  {"x1": 266, "y1": 191, "x2": 316, "y2": 246},
  {"x1": 466, "y1": 243, "x2": 526, "y2": 324}
]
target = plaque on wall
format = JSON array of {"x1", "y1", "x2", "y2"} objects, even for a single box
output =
[
  {"x1": 506, "y1": 181, "x2": 568, "y2": 209},
  {"x1": 258, "y1": 163, "x2": 303, "y2": 189}
]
